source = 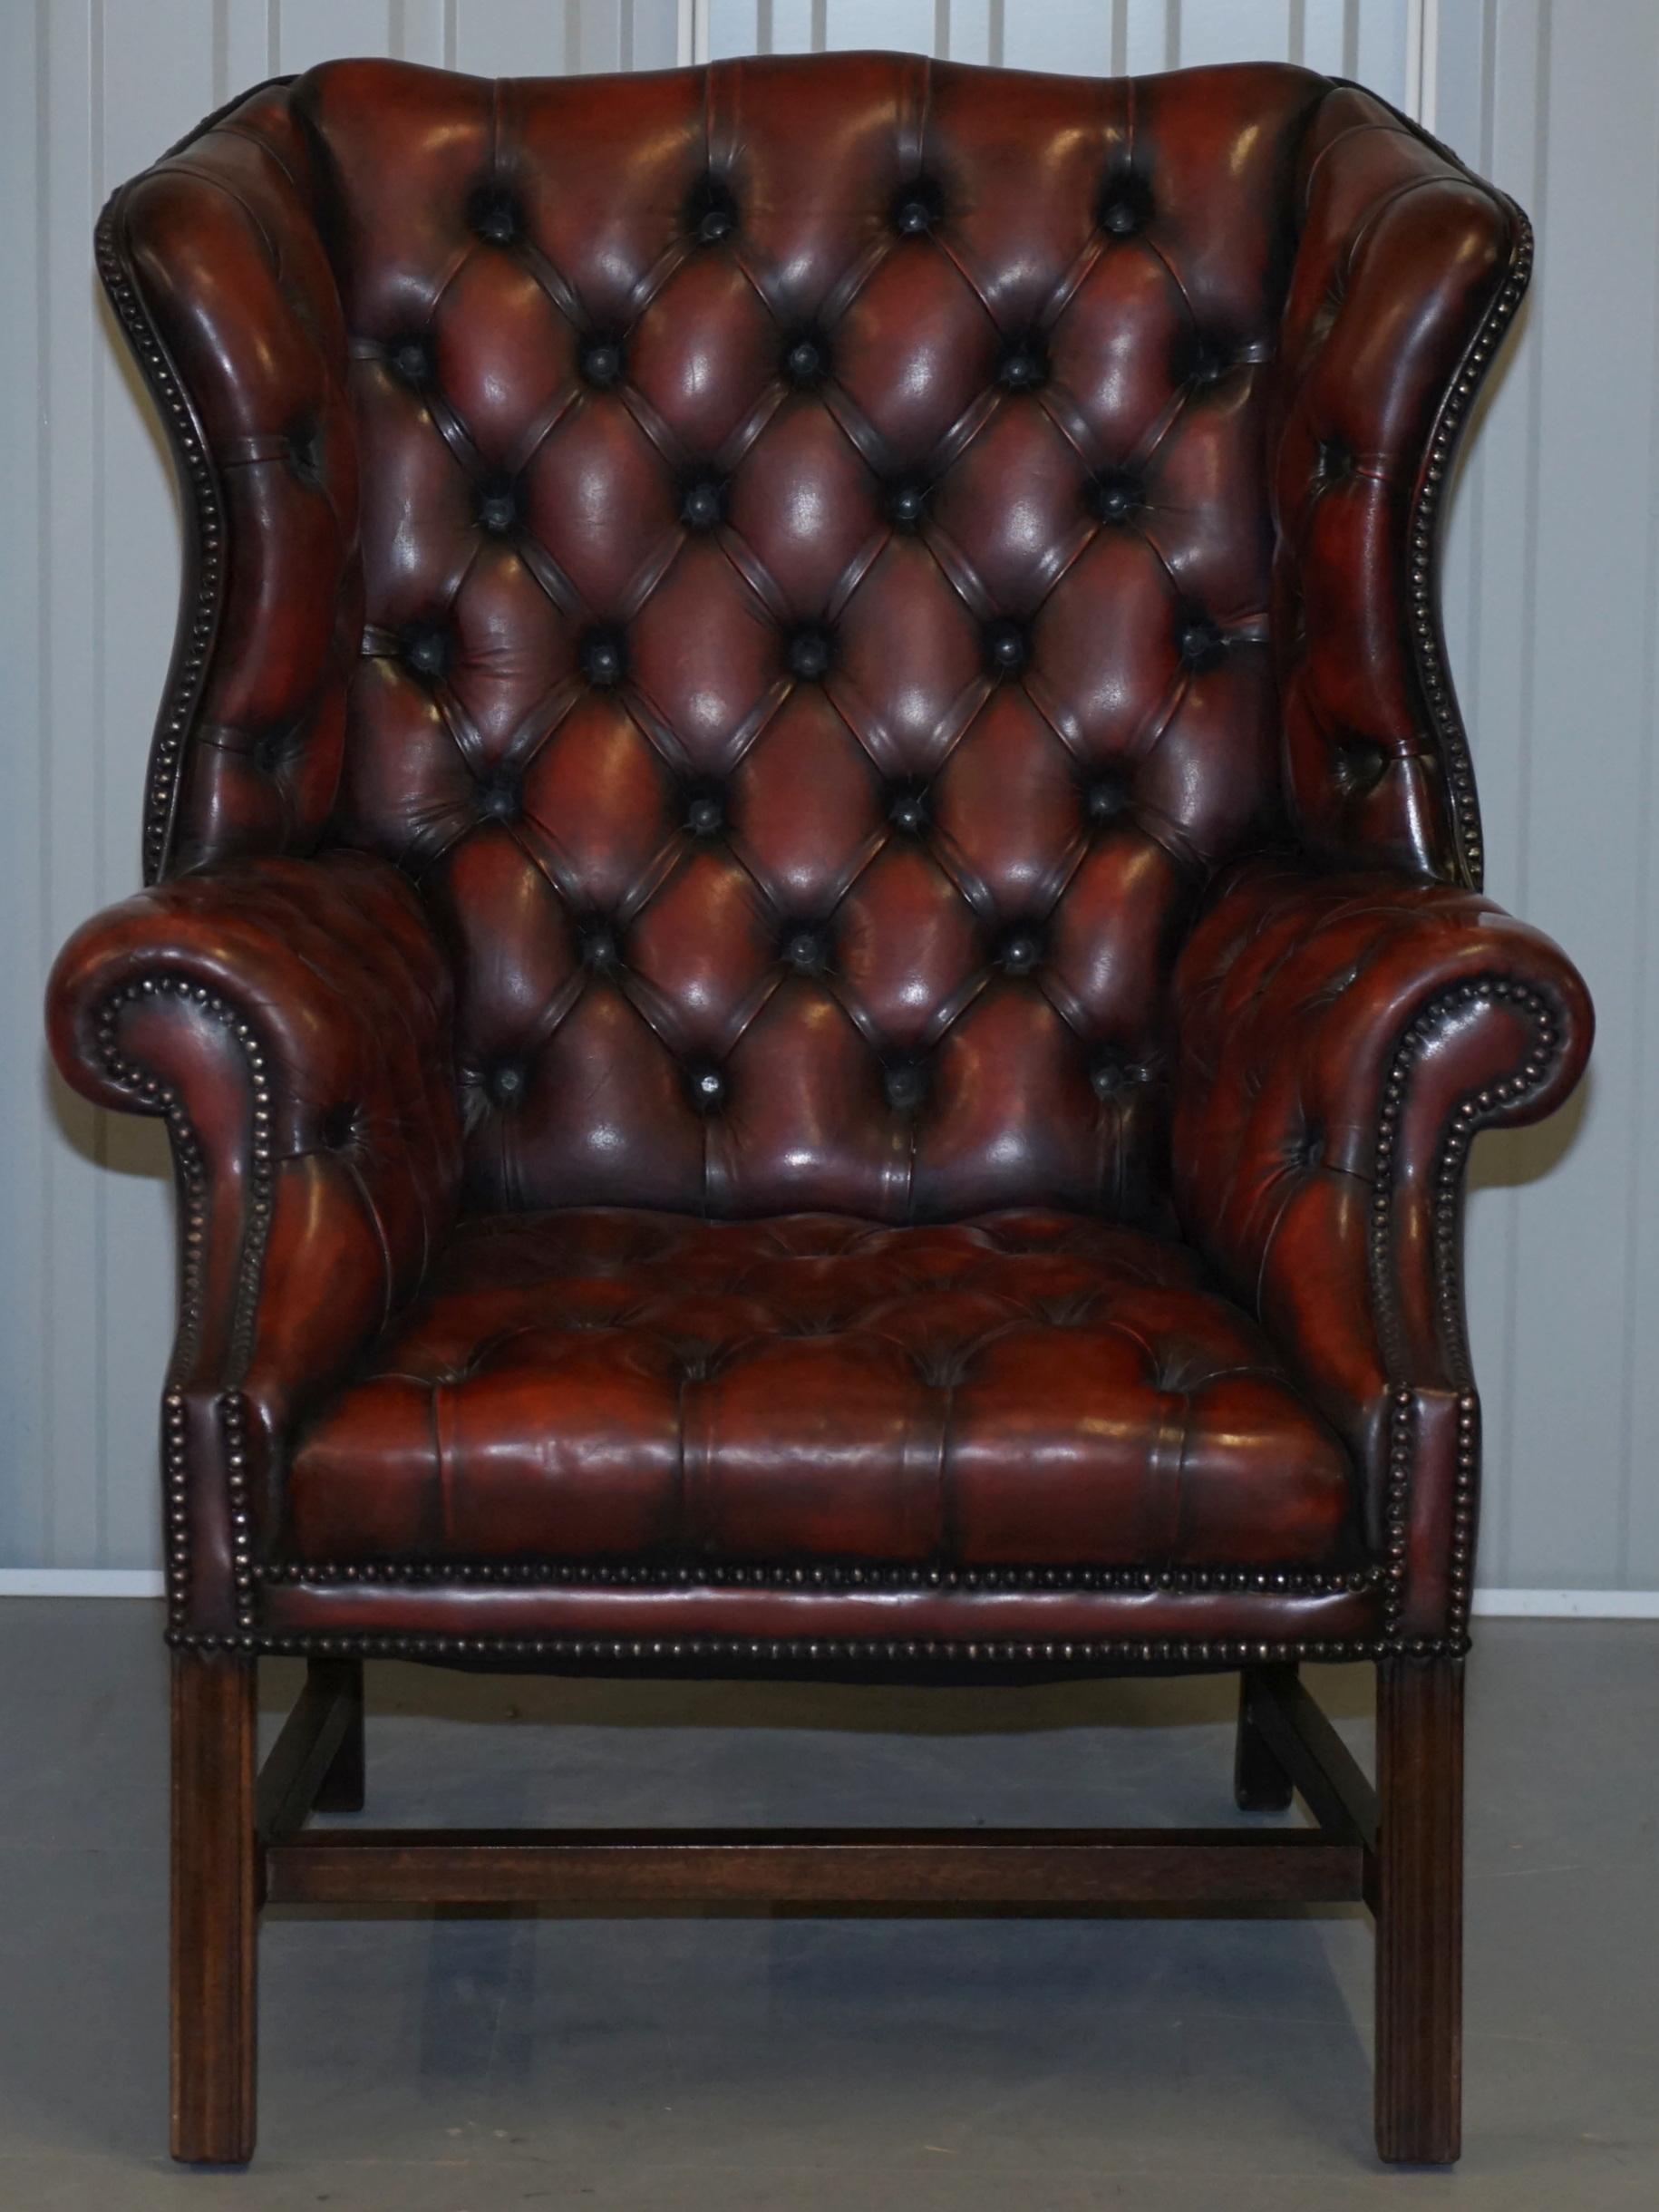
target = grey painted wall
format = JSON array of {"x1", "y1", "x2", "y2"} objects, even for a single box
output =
[
  {"x1": 1435, "y1": 1, "x2": 1659, "y2": 1590},
  {"x1": 2, "y1": 2, "x2": 1649, "y2": 1590}
]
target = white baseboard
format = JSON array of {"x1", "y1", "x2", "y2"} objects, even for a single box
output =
[
  {"x1": 1470, "y1": 1587, "x2": 1659, "y2": 1619},
  {"x1": 0, "y1": 1568, "x2": 164, "y2": 1596},
  {"x1": 2, "y1": 1569, "x2": 1659, "y2": 1620}
]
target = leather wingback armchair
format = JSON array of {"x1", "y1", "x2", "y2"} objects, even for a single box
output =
[{"x1": 48, "y1": 53, "x2": 1591, "y2": 2168}]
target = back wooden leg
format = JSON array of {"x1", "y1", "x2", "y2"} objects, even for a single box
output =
[
  {"x1": 311, "y1": 1657, "x2": 365, "y2": 1813},
  {"x1": 1374, "y1": 1655, "x2": 1464, "y2": 2164},
  {"x1": 170, "y1": 1652, "x2": 257, "y2": 2164},
  {"x1": 1233, "y1": 1664, "x2": 1295, "y2": 1810}
]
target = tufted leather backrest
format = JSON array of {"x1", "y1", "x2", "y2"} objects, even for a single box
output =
[{"x1": 103, "y1": 54, "x2": 1523, "y2": 1223}]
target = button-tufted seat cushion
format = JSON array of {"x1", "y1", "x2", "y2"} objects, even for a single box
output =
[
  {"x1": 286, "y1": 1208, "x2": 1354, "y2": 1571},
  {"x1": 49, "y1": 50, "x2": 1593, "y2": 1669}
]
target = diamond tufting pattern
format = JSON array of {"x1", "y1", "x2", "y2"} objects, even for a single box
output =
[
  {"x1": 102, "y1": 54, "x2": 1536, "y2": 1228},
  {"x1": 291, "y1": 55, "x2": 1334, "y2": 1221}
]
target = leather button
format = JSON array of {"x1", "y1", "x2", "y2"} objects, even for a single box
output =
[
  {"x1": 1337, "y1": 738, "x2": 1389, "y2": 792},
  {"x1": 883, "y1": 1057, "x2": 928, "y2": 1114},
  {"x1": 998, "y1": 336, "x2": 1048, "y2": 391},
  {"x1": 1188, "y1": 338, "x2": 1227, "y2": 387},
  {"x1": 686, "y1": 1062, "x2": 726, "y2": 1112},
  {"x1": 886, "y1": 480, "x2": 927, "y2": 529},
  {"x1": 285, "y1": 417, "x2": 323, "y2": 483},
  {"x1": 1089, "y1": 469, "x2": 1144, "y2": 525},
  {"x1": 1089, "y1": 1052, "x2": 1149, "y2": 1099},
  {"x1": 1178, "y1": 615, "x2": 1226, "y2": 671},
  {"x1": 781, "y1": 925, "x2": 830, "y2": 974},
  {"x1": 1083, "y1": 769, "x2": 1130, "y2": 824},
  {"x1": 691, "y1": 178, "x2": 738, "y2": 244},
  {"x1": 577, "y1": 919, "x2": 621, "y2": 970},
  {"x1": 488, "y1": 1062, "x2": 528, "y2": 1105},
  {"x1": 984, "y1": 619, "x2": 1028, "y2": 677},
  {"x1": 891, "y1": 180, "x2": 941, "y2": 236},
  {"x1": 1099, "y1": 176, "x2": 1153, "y2": 237},
  {"x1": 684, "y1": 783, "x2": 726, "y2": 839},
  {"x1": 998, "y1": 927, "x2": 1044, "y2": 975},
  {"x1": 403, "y1": 624, "x2": 451, "y2": 680},
  {"x1": 787, "y1": 627, "x2": 831, "y2": 682},
  {"x1": 390, "y1": 335, "x2": 432, "y2": 386},
  {"x1": 783, "y1": 335, "x2": 827, "y2": 386},
  {"x1": 469, "y1": 184, "x2": 522, "y2": 245},
  {"x1": 1318, "y1": 436, "x2": 1354, "y2": 481},
  {"x1": 477, "y1": 477, "x2": 519, "y2": 534},
  {"x1": 582, "y1": 629, "x2": 626, "y2": 687},
  {"x1": 681, "y1": 478, "x2": 725, "y2": 530},
  {"x1": 318, "y1": 1103, "x2": 362, "y2": 1150},
  {"x1": 479, "y1": 771, "x2": 519, "y2": 821},
  {"x1": 887, "y1": 780, "x2": 930, "y2": 837},
  {"x1": 580, "y1": 340, "x2": 623, "y2": 388}
]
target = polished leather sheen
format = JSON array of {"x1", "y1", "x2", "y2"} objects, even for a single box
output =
[
  {"x1": 288, "y1": 1208, "x2": 1353, "y2": 1568},
  {"x1": 47, "y1": 53, "x2": 1592, "y2": 1663}
]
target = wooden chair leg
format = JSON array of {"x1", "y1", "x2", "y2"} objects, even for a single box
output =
[
  {"x1": 1374, "y1": 1655, "x2": 1463, "y2": 2164},
  {"x1": 1234, "y1": 1664, "x2": 1295, "y2": 1810},
  {"x1": 311, "y1": 1657, "x2": 365, "y2": 1813},
  {"x1": 170, "y1": 1652, "x2": 257, "y2": 2164}
]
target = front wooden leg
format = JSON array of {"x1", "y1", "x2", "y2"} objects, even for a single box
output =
[
  {"x1": 170, "y1": 1652, "x2": 257, "y2": 2164},
  {"x1": 1374, "y1": 1655, "x2": 1464, "y2": 2164}
]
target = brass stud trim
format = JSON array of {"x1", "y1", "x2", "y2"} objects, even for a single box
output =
[
  {"x1": 93, "y1": 973, "x2": 276, "y2": 1631},
  {"x1": 166, "y1": 1626, "x2": 1457, "y2": 1670},
  {"x1": 1404, "y1": 207, "x2": 1533, "y2": 891},
  {"x1": 1371, "y1": 970, "x2": 1562, "y2": 1637},
  {"x1": 255, "y1": 1557, "x2": 1383, "y2": 1597},
  {"x1": 96, "y1": 189, "x2": 227, "y2": 887}
]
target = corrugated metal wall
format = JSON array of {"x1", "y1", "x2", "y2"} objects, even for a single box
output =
[
  {"x1": 704, "y1": 0, "x2": 1402, "y2": 83},
  {"x1": 4, "y1": 2, "x2": 1652, "y2": 1596}
]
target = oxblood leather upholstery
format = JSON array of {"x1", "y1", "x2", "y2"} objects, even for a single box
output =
[
  {"x1": 1173, "y1": 856, "x2": 1590, "y2": 1635},
  {"x1": 49, "y1": 853, "x2": 462, "y2": 1591},
  {"x1": 48, "y1": 53, "x2": 1590, "y2": 1670},
  {"x1": 287, "y1": 1208, "x2": 1353, "y2": 1568}
]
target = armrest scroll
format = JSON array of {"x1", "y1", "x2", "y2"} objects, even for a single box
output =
[
  {"x1": 1173, "y1": 855, "x2": 1592, "y2": 1641},
  {"x1": 47, "y1": 852, "x2": 462, "y2": 1633}
]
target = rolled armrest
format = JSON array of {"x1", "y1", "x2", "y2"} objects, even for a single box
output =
[
  {"x1": 47, "y1": 851, "x2": 461, "y2": 1632},
  {"x1": 1172, "y1": 854, "x2": 1591, "y2": 1640}
]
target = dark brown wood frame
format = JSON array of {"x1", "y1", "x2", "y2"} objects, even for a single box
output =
[{"x1": 170, "y1": 1649, "x2": 1462, "y2": 2168}]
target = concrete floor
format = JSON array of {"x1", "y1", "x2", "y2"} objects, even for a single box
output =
[{"x1": 0, "y1": 1603, "x2": 1654, "y2": 2209}]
